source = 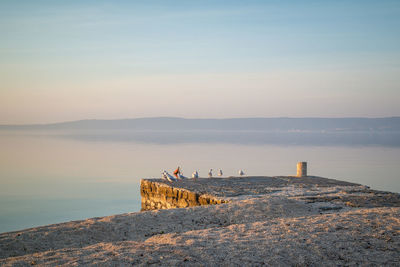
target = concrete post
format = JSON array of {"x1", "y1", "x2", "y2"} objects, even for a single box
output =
[{"x1": 297, "y1": 162, "x2": 307, "y2": 177}]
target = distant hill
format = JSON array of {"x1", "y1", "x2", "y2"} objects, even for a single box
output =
[{"x1": 1, "y1": 117, "x2": 400, "y2": 132}]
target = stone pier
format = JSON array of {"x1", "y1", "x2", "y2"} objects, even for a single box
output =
[
  {"x1": 140, "y1": 179, "x2": 227, "y2": 211},
  {"x1": 140, "y1": 175, "x2": 369, "y2": 211}
]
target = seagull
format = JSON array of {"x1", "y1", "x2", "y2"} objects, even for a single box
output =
[
  {"x1": 208, "y1": 169, "x2": 213, "y2": 178},
  {"x1": 163, "y1": 171, "x2": 177, "y2": 182},
  {"x1": 218, "y1": 169, "x2": 223, "y2": 176},
  {"x1": 239, "y1": 170, "x2": 245, "y2": 176},
  {"x1": 162, "y1": 171, "x2": 168, "y2": 181},
  {"x1": 192, "y1": 171, "x2": 199, "y2": 179}
]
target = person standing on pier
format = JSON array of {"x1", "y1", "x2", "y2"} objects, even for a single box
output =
[{"x1": 173, "y1": 166, "x2": 181, "y2": 179}]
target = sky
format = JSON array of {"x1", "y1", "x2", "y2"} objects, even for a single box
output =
[{"x1": 0, "y1": 0, "x2": 399, "y2": 124}]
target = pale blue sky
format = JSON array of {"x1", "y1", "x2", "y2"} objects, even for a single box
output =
[{"x1": 1, "y1": 0, "x2": 399, "y2": 124}]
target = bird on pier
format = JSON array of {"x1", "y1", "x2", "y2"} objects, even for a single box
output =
[
  {"x1": 208, "y1": 169, "x2": 213, "y2": 178},
  {"x1": 239, "y1": 169, "x2": 245, "y2": 176},
  {"x1": 218, "y1": 169, "x2": 223, "y2": 177},
  {"x1": 163, "y1": 171, "x2": 176, "y2": 182},
  {"x1": 162, "y1": 171, "x2": 168, "y2": 181},
  {"x1": 192, "y1": 170, "x2": 199, "y2": 179}
]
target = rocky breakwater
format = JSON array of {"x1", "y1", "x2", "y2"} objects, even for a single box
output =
[{"x1": 140, "y1": 179, "x2": 227, "y2": 210}]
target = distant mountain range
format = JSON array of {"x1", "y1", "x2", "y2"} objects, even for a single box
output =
[{"x1": 1, "y1": 117, "x2": 400, "y2": 132}]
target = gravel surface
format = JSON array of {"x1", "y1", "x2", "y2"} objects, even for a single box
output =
[
  {"x1": 149, "y1": 176, "x2": 361, "y2": 197},
  {"x1": 1, "y1": 177, "x2": 399, "y2": 266}
]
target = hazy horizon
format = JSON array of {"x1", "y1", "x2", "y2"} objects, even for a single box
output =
[{"x1": 1, "y1": 115, "x2": 400, "y2": 126}]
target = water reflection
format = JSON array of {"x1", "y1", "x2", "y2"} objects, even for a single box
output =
[{"x1": 51, "y1": 130, "x2": 400, "y2": 146}]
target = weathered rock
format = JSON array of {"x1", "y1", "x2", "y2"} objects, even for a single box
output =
[{"x1": 140, "y1": 179, "x2": 227, "y2": 211}]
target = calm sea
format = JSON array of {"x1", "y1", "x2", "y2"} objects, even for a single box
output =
[{"x1": 0, "y1": 131, "x2": 399, "y2": 233}]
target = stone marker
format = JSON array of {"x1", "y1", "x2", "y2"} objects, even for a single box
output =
[{"x1": 297, "y1": 162, "x2": 307, "y2": 177}]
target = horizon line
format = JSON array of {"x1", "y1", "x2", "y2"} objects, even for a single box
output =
[{"x1": 1, "y1": 116, "x2": 400, "y2": 127}]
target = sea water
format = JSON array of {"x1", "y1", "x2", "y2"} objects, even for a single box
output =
[{"x1": 0, "y1": 131, "x2": 399, "y2": 233}]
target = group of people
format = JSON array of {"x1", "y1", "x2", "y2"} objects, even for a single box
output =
[{"x1": 161, "y1": 167, "x2": 245, "y2": 182}]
